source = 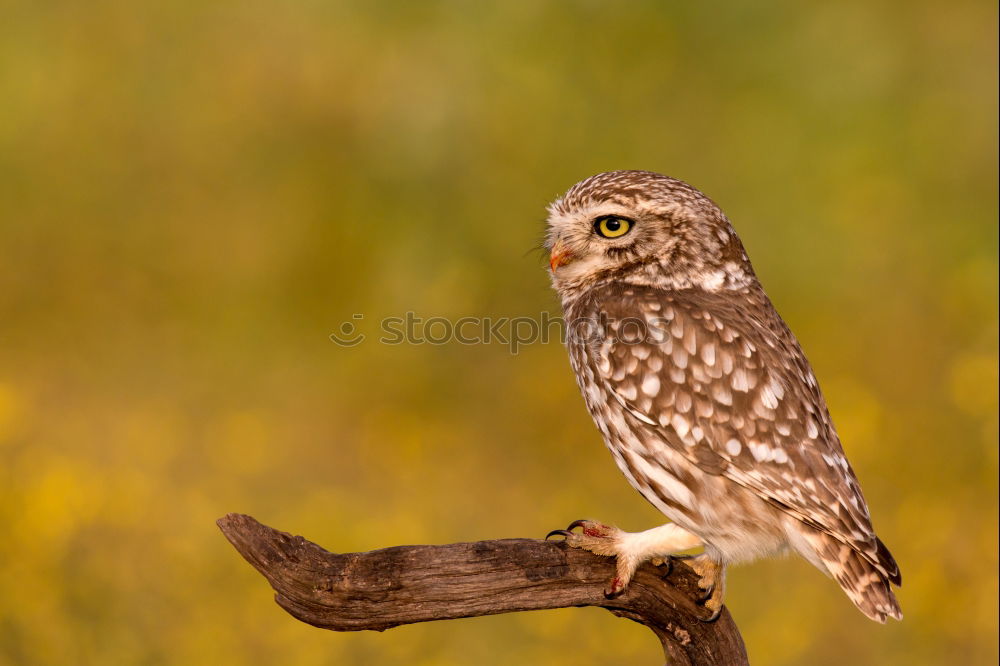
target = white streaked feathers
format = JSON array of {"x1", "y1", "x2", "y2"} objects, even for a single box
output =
[{"x1": 550, "y1": 170, "x2": 900, "y2": 622}]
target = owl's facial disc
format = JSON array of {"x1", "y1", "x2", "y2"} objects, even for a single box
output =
[
  {"x1": 548, "y1": 214, "x2": 639, "y2": 272},
  {"x1": 546, "y1": 171, "x2": 745, "y2": 294},
  {"x1": 548, "y1": 239, "x2": 575, "y2": 271},
  {"x1": 546, "y1": 202, "x2": 647, "y2": 284}
]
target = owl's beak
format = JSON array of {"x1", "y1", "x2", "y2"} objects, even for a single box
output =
[{"x1": 549, "y1": 240, "x2": 575, "y2": 271}]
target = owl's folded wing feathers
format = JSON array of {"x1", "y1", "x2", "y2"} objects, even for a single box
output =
[{"x1": 579, "y1": 283, "x2": 900, "y2": 585}]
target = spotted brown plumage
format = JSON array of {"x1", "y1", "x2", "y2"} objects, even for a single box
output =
[{"x1": 545, "y1": 170, "x2": 901, "y2": 623}]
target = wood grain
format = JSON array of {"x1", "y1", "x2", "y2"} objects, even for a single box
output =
[{"x1": 217, "y1": 513, "x2": 747, "y2": 665}]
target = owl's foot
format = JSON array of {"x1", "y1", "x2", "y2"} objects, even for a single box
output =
[
  {"x1": 680, "y1": 554, "x2": 726, "y2": 622},
  {"x1": 546, "y1": 520, "x2": 701, "y2": 598}
]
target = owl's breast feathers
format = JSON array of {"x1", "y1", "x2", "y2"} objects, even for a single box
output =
[{"x1": 564, "y1": 281, "x2": 901, "y2": 587}]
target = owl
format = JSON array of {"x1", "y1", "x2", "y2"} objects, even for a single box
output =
[{"x1": 544, "y1": 170, "x2": 901, "y2": 623}]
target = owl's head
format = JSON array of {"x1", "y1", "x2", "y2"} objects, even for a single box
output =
[{"x1": 544, "y1": 170, "x2": 752, "y2": 297}]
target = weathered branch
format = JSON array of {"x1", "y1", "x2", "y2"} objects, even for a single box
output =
[{"x1": 217, "y1": 514, "x2": 747, "y2": 665}]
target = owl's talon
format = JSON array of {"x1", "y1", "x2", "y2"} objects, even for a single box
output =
[
  {"x1": 651, "y1": 555, "x2": 674, "y2": 577},
  {"x1": 604, "y1": 576, "x2": 626, "y2": 599},
  {"x1": 696, "y1": 583, "x2": 725, "y2": 622},
  {"x1": 698, "y1": 601, "x2": 724, "y2": 623},
  {"x1": 546, "y1": 520, "x2": 704, "y2": 604},
  {"x1": 544, "y1": 520, "x2": 621, "y2": 550},
  {"x1": 562, "y1": 519, "x2": 619, "y2": 539},
  {"x1": 685, "y1": 554, "x2": 726, "y2": 622}
]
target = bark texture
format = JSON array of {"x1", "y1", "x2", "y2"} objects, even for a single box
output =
[{"x1": 217, "y1": 513, "x2": 748, "y2": 665}]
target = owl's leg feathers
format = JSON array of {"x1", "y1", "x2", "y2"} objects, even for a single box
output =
[
  {"x1": 679, "y1": 554, "x2": 726, "y2": 622},
  {"x1": 546, "y1": 520, "x2": 701, "y2": 598}
]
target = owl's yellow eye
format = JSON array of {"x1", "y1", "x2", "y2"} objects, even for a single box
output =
[{"x1": 594, "y1": 216, "x2": 633, "y2": 239}]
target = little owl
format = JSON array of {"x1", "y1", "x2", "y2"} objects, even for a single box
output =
[{"x1": 544, "y1": 170, "x2": 901, "y2": 623}]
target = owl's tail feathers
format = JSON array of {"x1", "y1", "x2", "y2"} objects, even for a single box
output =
[
  {"x1": 831, "y1": 546, "x2": 902, "y2": 623},
  {"x1": 873, "y1": 535, "x2": 902, "y2": 586},
  {"x1": 799, "y1": 529, "x2": 902, "y2": 623}
]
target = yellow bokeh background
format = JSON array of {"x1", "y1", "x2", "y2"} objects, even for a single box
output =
[{"x1": 1, "y1": 1, "x2": 996, "y2": 664}]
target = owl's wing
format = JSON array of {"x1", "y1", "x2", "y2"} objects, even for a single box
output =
[{"x1": 581, "y1": 283, "x2": 899, "y2": 583}]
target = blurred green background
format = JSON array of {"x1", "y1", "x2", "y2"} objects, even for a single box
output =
[{"x1": 1, "y1": 1, "x2": 997, "y2": 664}]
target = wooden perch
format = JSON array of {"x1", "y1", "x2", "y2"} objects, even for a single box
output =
[{"x1": 217, "y1": 513, "x2": 748, "y2": 665}]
